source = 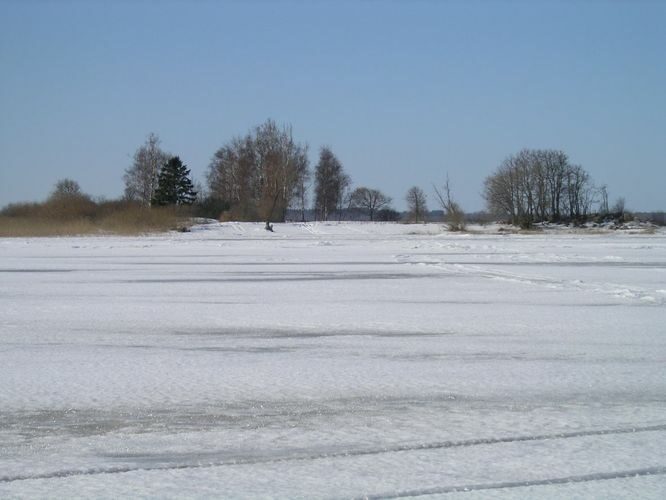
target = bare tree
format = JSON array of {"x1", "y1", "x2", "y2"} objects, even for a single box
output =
[
  {"x1": 565, "y1": 164, "x2": 587, "y2": 220},
  {"x1": 612, "y1": 197, "x2": 626, "y2": 217},
  {"x1": 123, "y1": 133, "x2": 170, "y2": 206},
  {"x1": 599, "y1": 185, "x2": 609, "y2": 215},
  {"x1": 50, "y1": 178, "x2": 83, "y2": 200},
  {"x1": 483, "y1": 162, "x2": 518, "y2": 223},
  {"x1": 350, "y1": 187, "x2": 392, "y2": 221},
  {"x1": 314, "y1": 146, "x2": 350, "y2": 221},
  {"x1": 336, "y1": 173, "x2": 352, "y2": 222},
  {"x1": 406, "y1": 186, "x2": 428, "y2": 223},
  {"x1": 206, "y1": 120, "x2": 309, "y2": 223},
  {"x1": 292, "y1": 157, "x2": 311, "y2": 222},
  {"x1": 484, "y1": 149, "x2": 598, "y2": 226},
  {"x1": 543, "y1": 150, "x2": 569, "y2": 221},
  {"x1": 255, "y1": 121, "x2": 308, "y2": 225},
  {"x1": 208, "y1": 135, "x2": 259, "y2": 220},
  {"x1": 46, "y1": 179, "x2": 95, "y2": 219},
  {"x1": 433, "y1": 174, "x2": 465, "y2": 231}
]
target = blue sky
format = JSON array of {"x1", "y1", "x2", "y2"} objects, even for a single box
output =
[{"x1": 1, "y1": 0, "x2": 664, "y2": 211}]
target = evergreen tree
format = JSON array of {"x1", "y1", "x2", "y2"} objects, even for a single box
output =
[{"x1": 152, "y1": 156, "x2": 197, "y2": 206}]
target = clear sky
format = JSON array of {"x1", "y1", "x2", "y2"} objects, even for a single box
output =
[{"x1": 1, "y1": 0, "x2": 664, "y2": 212}]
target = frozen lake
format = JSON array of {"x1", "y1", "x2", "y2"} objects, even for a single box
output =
[{"x1": 1, "y1": 222, "x2": 665, "y2": 498}]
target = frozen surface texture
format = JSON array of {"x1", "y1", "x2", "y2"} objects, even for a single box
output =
[{"x1": 1, "y1": 222, "x2": 665, "y2": 498}]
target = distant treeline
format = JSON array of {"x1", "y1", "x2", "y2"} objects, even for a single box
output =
[
  {"x1": 3, "y1": 119, "x2": 664, "y2": 236},
  {"x1": 121, "y1": 120, "x2": 639, "y2": 228}
]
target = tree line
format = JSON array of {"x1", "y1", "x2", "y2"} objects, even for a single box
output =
[
  {"x1": 3, "y1": 118, "x2": 652, "y2": 237},
  {"x1": 125, "y1": 120, "x2": 405, "y2": 226},
  {"x1": 11, "y1": 118, "x2": 630, "y2": 231},
  {"x1": 482, "y1": 148, "x2": 622, "y2": 227},
  {"x1": 122, "y1": 122, "x2": 633, "y2": 228},
  {"x1": 205, "y1": 119, "x2": 404, "y2": 225}
]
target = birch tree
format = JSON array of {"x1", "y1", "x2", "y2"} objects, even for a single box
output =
[
  {"x1": 314, "y1": 146, "x2": 350, "y2": 221},
  {"x1": 124, "y1": 133, "x2": 169, "y2": 206}
]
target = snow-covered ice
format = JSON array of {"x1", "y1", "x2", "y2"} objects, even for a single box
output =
[{"x1": 1, "y1": 222, "x2": 665, "y2": 498}]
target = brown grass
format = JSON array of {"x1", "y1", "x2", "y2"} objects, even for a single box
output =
[
  {"x1": 0, "y1": 217, "x2": 96, "y2": 237},
  {"x1": 0, "y1": 203, "x2": 191, "y2": 237}
]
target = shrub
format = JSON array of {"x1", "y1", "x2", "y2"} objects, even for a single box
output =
[
  {"x1": 192, "y1": 196, "x2": 230, "y2": 220},
  {"x1": 0, "y1": 200, "x2": 190, "y2": 237}
]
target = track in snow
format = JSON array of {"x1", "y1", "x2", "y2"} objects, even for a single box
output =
[
  {"x1": 2, "y1": 423, "x2": 664, "y2": 484},
  {"x1": 359, "y1": 466, "x2": 666, "y2": 498}
]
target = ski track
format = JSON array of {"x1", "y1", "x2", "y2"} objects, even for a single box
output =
[
  {"x1": 357, "y1": 466, "x2": 666, "y2": 499},
  {"x1": 396, "y1": 255, "x2": 666, "y2": 305},
  {"x1": 2, "y1": 424, "x2": 664, "y2": 484}
]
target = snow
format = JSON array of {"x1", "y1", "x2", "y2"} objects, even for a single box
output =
[{"x1": 1, "y1": 222, "x2": 665, "y2": 498}]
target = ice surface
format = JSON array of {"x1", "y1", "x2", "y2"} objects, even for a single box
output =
[{"x1": 1, "y1": 222, "x2": 665, "y2": 498}]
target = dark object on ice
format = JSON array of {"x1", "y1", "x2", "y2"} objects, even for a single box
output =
[{"x1": 265, "y1": 222, "x2": 274, "y2": 232}]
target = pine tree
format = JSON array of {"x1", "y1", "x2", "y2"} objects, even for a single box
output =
[{"x1": 152, "y1": 156, "x2": 197, "y2": 206}]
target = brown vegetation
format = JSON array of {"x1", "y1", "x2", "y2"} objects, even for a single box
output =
[{"x1": 0, "y1": 200, "x2": 191, "y2": 237}]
